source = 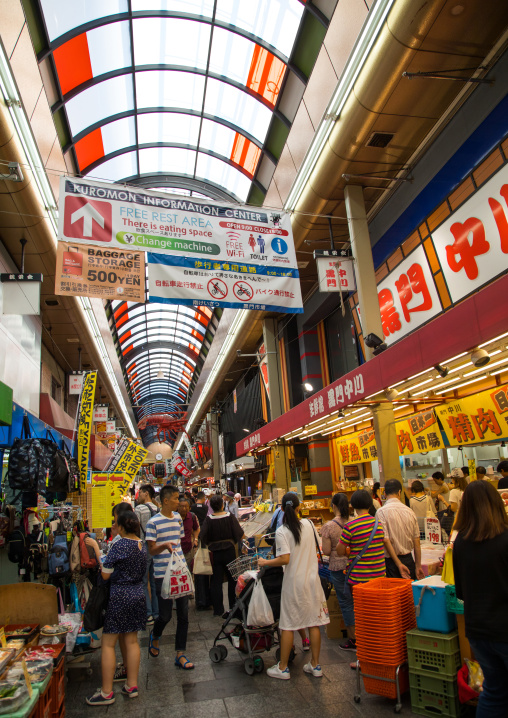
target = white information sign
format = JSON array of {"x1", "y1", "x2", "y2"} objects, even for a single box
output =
[
  {"x1": 431, "y1": 163, "x2": 508, "y2": 303},
  {"x1": 68, "y1": 372, "x2": 84, "y2": 395},
  {"x1": 92, "y1": 406, "x2": 108, "y2": 422},
  {"x1": 425, "y1": 516, "x2": 442, "y2": 545},
  {"x1": 57, "y1": 177, "x2": 303, "y2": 314},
  {"x1": 317, "y1": 257, "x2": 356, "y2": 292},
  {"x1": 377, "y1": 244, "x2": 442, "y2": 346}
]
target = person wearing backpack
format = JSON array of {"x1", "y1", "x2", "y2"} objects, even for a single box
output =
[{"x1": 135, "y1": 485, "x2": 159, "y2": 626}]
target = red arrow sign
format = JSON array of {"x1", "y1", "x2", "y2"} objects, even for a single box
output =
[{"x1": 64, "y1": 196, "x2": 112, "y2": 243}]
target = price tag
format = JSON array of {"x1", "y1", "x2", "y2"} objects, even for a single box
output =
[
  {"x1": 0, "y1": 627, "x2": 6, "y2": 648},
  {"x1": 305, "y1": 484, "x2": 318, "y2": 495},
  {"x1": 21, "y1": 659, "x2": 33, "y2": 699},
  {"x1": 425, "y1": 517, "x2": 442, "y2": 544}
]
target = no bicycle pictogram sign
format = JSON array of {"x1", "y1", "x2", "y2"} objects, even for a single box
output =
[
  {"x1": 208, "y1": 277, "x2": 228, "y2": 299},
  {"x1": 233, "y1": 281, "x2": 253, "y2": 301}
]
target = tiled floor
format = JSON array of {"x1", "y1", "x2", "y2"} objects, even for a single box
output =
[{"x1": 64, "y1": 602, "x2": 422, "y2": 717}]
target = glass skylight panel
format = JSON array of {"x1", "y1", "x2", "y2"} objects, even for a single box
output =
[
  {"x1": 204, "y1": 78, "x2": 271, "y2": 143},
  {"x1": 131, "y1": 0, "x2": 214, "y2": 17},
  {"x1": 133, "y1": 18, "x2": 210, "y2": 70},
  {"x1": 136, "y1": 71, "x2": 205, "y2": 112},
  {"x1": 86, "y1": 21, "x2": 131, "y2": 77},
  {"x1": 197, "y1": 153, "x2": 251, "y2": 201},
  {"x1": 199, "y1": 119, "x2": 237, "y2": 157},
  {"x1": 208, "y1": 28, "x2": 253, "y2": 85},
  {"x1": 86, "y1": 151, "x2": 137, "y2": 182},
  {"x1": 137, "y1": 113, "x2": 201, "y2": 147},
  {"x1": 41, "y1": 0, "x2": 128, "y2": 42},
  {"x1": 101, "y1": 117, "x2": 136, "y2": 155},
  {"x1": 139, "y1": 147, "x2": 196, "y2": 176},
  {"x1": 66, "y1": 75, "x2": 134, "y2": 137},
  {"x1": 215, "y1": 0, "x2": 304, "y2": 59}
]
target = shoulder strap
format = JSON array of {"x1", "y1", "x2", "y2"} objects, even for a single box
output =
[
  {"x1": 345, "y1": 515, "x2": 379, "y2": 584},
  {"x1": 307, "y1": 519, "x2": 324, "y2": 563}
]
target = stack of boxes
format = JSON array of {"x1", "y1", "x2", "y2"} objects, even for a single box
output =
[{"x1": 410, "y1": 577, "x2": 463, "y2": 716}]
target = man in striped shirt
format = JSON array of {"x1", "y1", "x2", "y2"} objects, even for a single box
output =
[
  {"x1": 146, "y1": 484, "x2": 194, "y2": 669},
  {"x1": 376, "y1": 479, "x2": 425, "y2": 581},
  {"x1": 338, "y1": 489, "x2": 410, "y2": 584}
]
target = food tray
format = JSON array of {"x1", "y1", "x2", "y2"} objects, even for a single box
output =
[{"x1": 4, "y1": 625, "x2": 39, "y2": 644}]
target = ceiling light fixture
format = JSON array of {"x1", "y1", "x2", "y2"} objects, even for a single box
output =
[
  {"x1": 384, "y1": 388, "x2": 399, "y2": 401},
  {"x1": 303, "y1": 382, "x2": 314, "y2": 392},
  {"x1": 434, "y1": 364, "x2": 449, "y2": 378},
  {"x1": 470, "y1": 348, "x2": 491, "y2": 368}
]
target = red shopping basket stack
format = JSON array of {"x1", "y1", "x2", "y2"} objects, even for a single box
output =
[{"x1": 354, "y1": 578, "x2": 416, "y2": 699}]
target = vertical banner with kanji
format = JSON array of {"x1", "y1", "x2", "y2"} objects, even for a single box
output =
[
  {"x1": 436, "y1": 383, "x2": 508, "y2": 447},
  {"x1": 114, "y1": 440, "x2": 148, "y2": 479},
  {"x1": 77, "y1": 371, "x2": 97, "y2": 492},
  {"x1": 395, "y1": 410, "x2": 444, "y2": 454}
]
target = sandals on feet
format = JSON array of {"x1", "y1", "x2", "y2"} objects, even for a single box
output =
[
  {"x1": 148, "y1": 631, "x2": 160, "y2": 658},
  {"x1": 175, "y1": 655, "x2": 194, "y2": 670}
]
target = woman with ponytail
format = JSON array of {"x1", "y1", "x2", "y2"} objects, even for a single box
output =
[{"x1": 258, "y1": 492, "x2": 329, "y2": 680}]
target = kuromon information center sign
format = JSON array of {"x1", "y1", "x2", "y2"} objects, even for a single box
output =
[{"x1": 57, "y1": 177, "x2": 303, "y2": 313}]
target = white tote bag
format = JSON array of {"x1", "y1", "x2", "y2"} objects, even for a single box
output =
[
  {"x1": 246, "y1": 578, "x2": 274, "y2": 627},
  {"x1": 162, "y1": 550, "x2": 195, "y2": 600},
  {"x1": 193, "y1": 543, "x2": 213, "y2": 575}
]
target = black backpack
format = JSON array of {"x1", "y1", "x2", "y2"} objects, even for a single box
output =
[{"x1": 7, "y1": 529, "x2": 26, "y2": 564}]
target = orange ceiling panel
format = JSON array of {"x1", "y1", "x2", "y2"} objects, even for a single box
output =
[
  {"x1": 53, "y1": 33, "x2": 93, "y2": 95},
  {"x1": 231, "y1": 134, "x2": 261, "y2": 178},
  {"x1": 75, "y1": 128, "x2": 104, "y2": 172},
  {"x1": 246, "y1": 45, "x2": 286, "y2": 107}
]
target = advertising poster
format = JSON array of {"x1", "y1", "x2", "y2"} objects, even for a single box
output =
[
  {"x1": 395, "y1": 410, "x2": 444, "y2": 455},
  {"x1": 104, "y1": 436, "x2": 130, "y2": 471},
  {"x1": 436, "y1": 383, "x2": 508, "y2": 447},
  {"x1": 77, "y1": 371, "x2": 97, "y2": 492},
  {"x1": 57, "y1": 177, "x2": 302, "y2": 313},
  {"x1": 336, "y1": 428, "x2": 377, "y2": 465},
  {"x1": 114, "y1": 440, "x2": 148, "y2": 479},
  {"x1": 55, "y1": 241, "x2": 145, "y2": 302}
]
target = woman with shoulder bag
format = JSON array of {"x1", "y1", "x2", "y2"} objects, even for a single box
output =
[
  {"x1": 200, "y1": 494, "x2": 244, "y2": 617},
  {"x1": 258, "y1": 492, "x2": 329, "y2": 680},
  {"x1": 321, "y1": 493, "x2": 356, "y2": 651}
]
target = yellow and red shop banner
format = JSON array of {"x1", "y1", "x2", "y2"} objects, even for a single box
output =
[
  {"x1": 337, "y1": 428, "x2": 377, "y2": 465},
  {"x1": 436, "y1": 383, "x2": 508, "y2": 447},
  {"x1": 115, "y1": 440, "x2": 149, "y2": 479},
  {"x1": 77, "y1": 371, "x2": 97, "y2": 492},
  {"x1": 90, "y1": 472, "x2": 132, "y2": 529},
  {"x1": 395, "y1": 409, "x2": 444, "y2": 455}
]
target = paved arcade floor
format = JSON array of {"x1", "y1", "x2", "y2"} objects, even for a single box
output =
[{"x1": 64, "y1": 598, "x2": 426, "y2": 718}]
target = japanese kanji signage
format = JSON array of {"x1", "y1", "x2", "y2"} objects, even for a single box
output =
[
  {"x1": 395, "y1": 410, "x2": 444, "y2": 455},
  {"x1": 377, "y1": 245, "x2": 442, "y2": 346},
  {"x1": 316, "y1": 257, "x2": 356, "y2": 293},
  {"x1": 337, "y1": 428, "x2": 377, "y2": 465},
  {"x1": 431, "y1": 163, "x2": 508, "y2": 303},
  {"x1": 77, "y1": 371, "x2": 97, "y2": 492},
  {"x1": 436, "y1": 383, "x2": 508, "y2": 447},
  {"x1": 93, "y1": 405, "x2": 108, "y2": 422},
  {"x1": 55, "y1": 241, "x2": 145, "y2": 302},
  {"x1": 68, "y1": 372, "x2": 84, "y2": 395},
  {"x1": 57, "y1": 176, "x2": 302, "y2": 314}
]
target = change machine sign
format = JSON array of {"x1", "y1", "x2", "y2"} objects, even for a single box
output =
[{"x1": 57, "y1": 177, "x2": 303, "y2": 313}]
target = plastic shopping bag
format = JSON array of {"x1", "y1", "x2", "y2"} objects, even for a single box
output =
[
  {"x1": 441, "y1": 546, "x2": 455, "y2": 584},
  {"x1": 193, "y1": 543, "x2": 213, "y2": 575},
  {"x1": 162, "y1": 550, "x2": 194, "y2": 600},
  {"x1": 246, "y1": 578, "x2": 274, "y2": 627}
]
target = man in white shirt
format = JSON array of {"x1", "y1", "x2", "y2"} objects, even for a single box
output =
[
  {"x1": 135, "y1": 484, "x2": 159, "y2": 626},
  {"x1": 376, "y1": 479, "x2": 425, "y2": 581},
  {"x1": 224, "y1": 491, "x2": 239, "y2": 519},
  {"x1": 145, "y1": 485, "x2": 194, "y2": 670}
]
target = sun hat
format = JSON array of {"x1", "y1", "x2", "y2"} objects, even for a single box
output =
[{"x1": 447, "y1": 467, "x2": 464, "y2": 479}]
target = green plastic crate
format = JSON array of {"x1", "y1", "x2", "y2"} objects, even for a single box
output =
[
  {"x1": 408, "y1": 646, "x2": 461, "y2": 678},
  {"x1": 409, "y1": 671, "x2": 458, "y2": 698},
  {"x1": 407, "y1": 628, "x2": 460, "y2": 655},
  {"x1": 410, "y1": 682, "x2": 465, "y2": 718},
  {"x1": 445, "y1": 584, "x2": 465, "y2": 615}
]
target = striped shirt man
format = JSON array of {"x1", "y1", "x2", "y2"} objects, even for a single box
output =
[
  {"x1": 145, "y1": 512, "x2": 184, "y2": 579},
  {"x1": 339, "y1": 515, "x2": 386, "y2": 585}
]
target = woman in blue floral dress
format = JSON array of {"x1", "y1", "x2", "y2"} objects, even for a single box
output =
[{"x1": 85, "y1": 510, "x2": 147, "y2": 706}]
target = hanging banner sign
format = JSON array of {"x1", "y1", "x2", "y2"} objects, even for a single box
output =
[
  {"x1": 114, "y1": 440, "x2": 148, "y2": 479},
  {"x1": 57, "y1": 177, "x2": 302, "y2": 313},
  {"x1": 258, "y1": 342, "x2": 270, "y2": 397},
  {"x1": 316, "y1": 257, "x2": 356, "y2": 293},
  {"x1": 395, "y1": 409, "x2": 444, "y2": 454},
  {"x1": 93, "y1": 406, "x2": 108, "y2": 422},
  {"x1": 77, "y1": 371, "x2": 97, "y2": 492},
  {"x1": 55, "y1": 241, "x2": 145, "y2": 302},
  {"x1": 172, "y1": 454, "x2": 192, "y2": 478},
  {"x1": 104, "y1": 436, "x2": 131, "y2": 471},
  {"x1": 336, "y1": 428, "x2": 377, "y2": 465},
  {"x1": 68, "y1": 372, "x2": 85, "y2": 395},
  {"x1": 436, "y1": 383, "x2": 508, "y2": 447},
  {"x1": 91, "y1": 473, "x2": 131, "y2": 528}
]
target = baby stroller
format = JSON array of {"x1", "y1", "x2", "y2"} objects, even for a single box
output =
[{"x1": 208, "y1": 535, "x2": 296, "y2": 675}]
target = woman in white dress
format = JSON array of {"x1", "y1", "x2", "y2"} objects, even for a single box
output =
[{"x1": 258, "y1": 492, "x2": 329, "y2": 680}]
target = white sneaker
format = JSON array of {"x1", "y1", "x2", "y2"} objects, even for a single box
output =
[
  {"x1": 267, "y1": 662, "x2": 290, "y2": 680},
  {"x1": 303, "y1": 662, "x2": 323, "y2": 677}
]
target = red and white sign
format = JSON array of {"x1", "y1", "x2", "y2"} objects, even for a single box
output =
[
  {"x1": 317, "y1": 257, "x2": 356, "y2": 292},
  {"x1": 63, "y1": 196, "x2": 112, "y2": 243},
  {"x1": 93, "y1": 406, "x2": 108, "y2": 422},
  {"x1": 424, "y1": 517, "x2": 442, "y2": 545},
  {"x1": 377, "y1": 245, "x2": 442, "y2": 346},
  {"x1": 431, "y1": 163, "x2": 508, "y2": 303},
  {"x1": 172, "y1": 454, "x2": 192, "y2": 478},
  {"x1": 68, "y1": 373, "x2": 84, "y2": 395},
  {"x1": 259, "y1": 342, "x2": 269, "y2": 397},
  {"x1": 105, "y1": 420, "x2": 116, "y2": 433}
]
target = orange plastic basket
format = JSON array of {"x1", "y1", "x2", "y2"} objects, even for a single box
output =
[{"x1": 360, "y1": 661, "x2": 410, "y2": 699}]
